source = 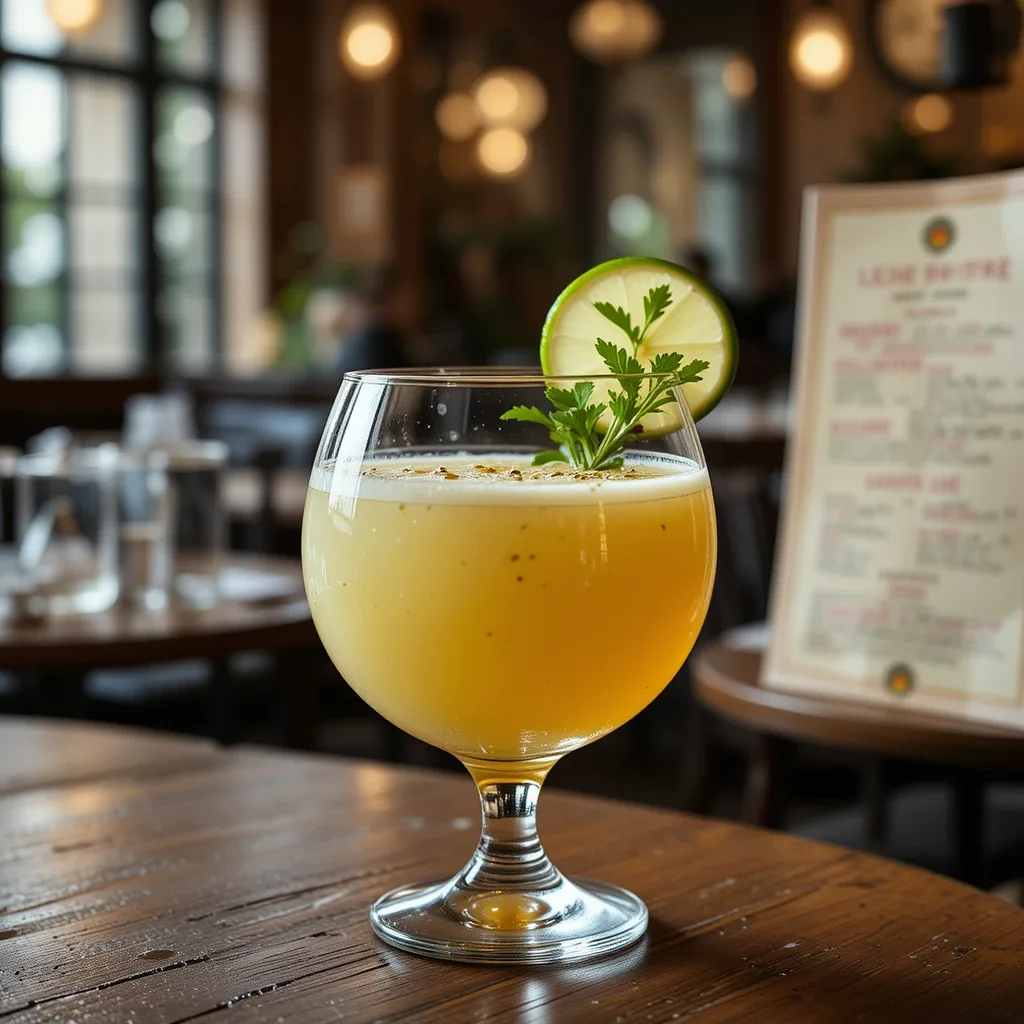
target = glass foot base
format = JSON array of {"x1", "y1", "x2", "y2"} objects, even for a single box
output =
[{"x1": 370, "y1": 875, "x2": 648, "y2": 965}]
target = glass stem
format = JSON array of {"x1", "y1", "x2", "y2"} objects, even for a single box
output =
[{"x1": 459, "y1": 766, "x2": 561, "y2": 893}]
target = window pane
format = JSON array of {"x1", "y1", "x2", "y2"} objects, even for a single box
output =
[
  {"x1": 223, "y1": 82, "x2": 266, "y2": 375},
  {"x1": 5, "y1": 199, "x2": 65, "y2": 288},
  {"x1": 156, "y1": 203, "x2": 211, "y2": 273},
  {"x1": 153, "y1": 0, "x2": 212, "y2": 74},
  {"x1": 1, "y1": 61, "x2": 65, "y2": 198},
  {"x1": 689, "y1": 50, "x2": 745, "y2": 164},
  {"x1": 4, "y1": 199, "x2": 67, "y2": 376},
  {"x1": 2, "y1": 0, "x2": 63, "y2": 55},
  {"x1": 69, "y1": 75, "x2": 139, "y2": 194},
  {"x1": 156, "y1": 87, "x2": 214, "y2": 194},
  {"x1": 71, "y1": 288, "x2": 140, "y2": 375},
  {"x1": 160, "y1": 281, "x2": 213, "y2": 372},
  {"x1": 222, "y1": 0, "x2": 264, "y2": 92},
  {"x1": 2, "y1": 286, "x2": 64, "y2": 377},
  {"x1": 67, "y1": 0, "x2": 137, "y2": 62},
  {"x1": 69, "y1": 205, "x2": 138, "y2": 275},
  {"x1": 697, "y1": 174, "x2": 751, "y2": 296},
  {"x1": 1, "y1": 0, "x2": 137, "y2": 63}
]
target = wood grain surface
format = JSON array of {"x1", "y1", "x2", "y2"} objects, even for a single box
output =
[
  {"x1": 0, "y1": 555, "x2": 314, "y2": 671},
  {"x1": 694, "y1": 644, "x2": 1024, "y2": 770},
  {"x1": 1, "y1": 718, "x2": 1023, "y2": 1023}
]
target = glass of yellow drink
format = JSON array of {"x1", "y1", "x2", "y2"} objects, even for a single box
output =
[{"x1": 302, "y1": 369, "x2": 716, "y2": 964}]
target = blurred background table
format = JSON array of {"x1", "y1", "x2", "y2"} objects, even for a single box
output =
[
  {"x1": 693, "y1": 641, "x2": 1024, "y2": 887},
  {"x1": 2, "y1": 717, "x2": 1023, "y2": 1023},
  {"x1": 0, "y1": 555, "x2": 315, "y2": 746}
]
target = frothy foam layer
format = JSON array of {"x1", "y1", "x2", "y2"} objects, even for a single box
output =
[{"x1": 311, "y1": 453, "x2": 709, "y2": 506}]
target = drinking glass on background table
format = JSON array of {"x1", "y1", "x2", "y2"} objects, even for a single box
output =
[
  {"x1": 123, "y1": 393, "x2": 195, "y2": 448},
  {"x1": 302, "y1": 370, "x2": 717, "y2": 963},
  {"x1": 118, "y1": 450, "x2": 173, "y2": 611},
  {"x1": 121, "y1": 440, "x2": 228, "y2": 610},
  {"x1": 0, "y1": 449, "x2": 18, "y2": 618},
  {"x1": 13, "y1": 446, "x2": 120, "y2": 616},
  {"x1": 0, "y1": 448, "x2": 16, "y2": 544}
]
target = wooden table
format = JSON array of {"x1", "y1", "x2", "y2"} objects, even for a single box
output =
[
  {"x1": 2, "y1": 718, "x2": 1023, "y2": 1023},
  {"x1": 0, "y1": 555, "x2": 317, "y2": 745},
  {"x1": 0, "y1": 554, "x2": 313, "y2": 671},
  {"x1": 692, "y1": 642, "x2": 1024, "y2": 883}
]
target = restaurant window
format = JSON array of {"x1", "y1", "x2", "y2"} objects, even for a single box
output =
[
  {"x1": 0, "y1": 0, "x2": 264, "y2": 379},
  {"x1": 687, "y1": 49, "x2": 757, "y2": 300},
  {"x1": 601, "y1": 47, "x2": 757, "y2": 300}
]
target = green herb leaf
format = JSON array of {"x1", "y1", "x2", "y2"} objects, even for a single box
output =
[
  {"x1": 650, "y1": 351, "x2": 684, "y2": 375},
  {"x1": 532, "y1": 449, "x2": 570, "y2": 466},
  {"x1": 501, "y1": 406, "x2": 554, "y2": 428},
  {"x1": 595, "y1": 339, "x2": 642, "y2": 378},
  {"x1": 545, "y1": 386, "x2": 579, "y2": 412},
  {"x1": 674, "y1": 358, "x2": 709, "y2": 382},
  {"x1": 642, "y1": 284, "x2": 672, "y2": 336},
  {"x1": 593, "y1": 302, "x2": 639, "y2": 346},
  {"x1": 571, "y1": 380, "x2": 595, "y2": 407}
]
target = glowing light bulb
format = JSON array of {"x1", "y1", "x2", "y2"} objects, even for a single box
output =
[
  {"x1": 569, "y1": 0, "x2": 663, "y2": 64},
  {"x1": 339, "y1": 4, "x2": 401, "y2": 80},
  {"x1": 45, "y1": 0, "x2": 104, "y2": 35},
  {"x1": 789, "y1": 9, "x2": 853, "y2": 91}
]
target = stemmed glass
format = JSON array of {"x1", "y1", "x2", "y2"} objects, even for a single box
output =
[{"x1": 301, "y1": 369, "x2": 716, "y2": 964}]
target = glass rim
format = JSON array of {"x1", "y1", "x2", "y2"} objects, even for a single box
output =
[
  {"x1": 15, "y1": 443, "x2": 121, "y2": 476},
  {"x1": 120, "y1": 439, "x2": 229, "y2": 469},
  {"x1": 343, "y1": 366, "x2": 690, "y2": 387}
]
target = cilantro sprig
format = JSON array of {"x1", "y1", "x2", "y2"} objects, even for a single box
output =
[{"x1": 501, "y1": 285, "x2": 708, "y2": 471}]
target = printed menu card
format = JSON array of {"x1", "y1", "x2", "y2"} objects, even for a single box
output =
[{"x1": 763, "y1": 169, "x2": 1024, "y2": 730}]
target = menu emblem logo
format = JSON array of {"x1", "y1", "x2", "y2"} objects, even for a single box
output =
[
  {"x1": 923, "y1": 217, "x2": 955, "y2": 255},
  {"x1": 884, "y1": 663, "x2": 915, "y2": 697}
]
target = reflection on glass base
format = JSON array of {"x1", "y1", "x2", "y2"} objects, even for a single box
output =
[{"x1": 370, "y1": 874, "x2": 648, "y2": 965}]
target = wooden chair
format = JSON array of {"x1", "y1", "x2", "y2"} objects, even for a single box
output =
[{"x1": 679, "y1": 431, "x2": 786, "y2": 812}]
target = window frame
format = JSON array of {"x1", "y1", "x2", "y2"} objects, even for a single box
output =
[{"x1": 0, "y1": 0, "x2": 224, "y2": 379}]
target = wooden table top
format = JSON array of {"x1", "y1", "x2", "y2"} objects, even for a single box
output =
[
  {"x1": 1, "y1": 718, "x2": 1022, "y2": 1022},
  {"x1": 694, "y1": 643, "x2": 1024, "y2": 770},
  {"x1": 0, "y1": 554, "x2": 314, "y2": 671}
]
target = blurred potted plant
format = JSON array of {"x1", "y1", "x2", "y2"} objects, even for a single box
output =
[
  {"x1": 845, "y1": 120, "x2": 956, "y2": 183},
  {"x1": 267, "y1": 222, "x2": 367, "y2": 370}
]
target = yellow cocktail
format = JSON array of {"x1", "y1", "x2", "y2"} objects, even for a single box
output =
[
  {"x1": 299, "y1": 253, "x2": 734, "y2": 962},
  {"x1": 303, "y1": 455, "x2": 715, "y2": 764}
]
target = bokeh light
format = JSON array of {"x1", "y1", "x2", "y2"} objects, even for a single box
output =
[
  {"x1": 472, "y1": 68, "x2": 547, "y2": 131},
  {"x1": 722, "y1": 55, "x2": 757, "y2": 101},
  {"x1": 151, "y1": 0, "x2": 190, "y2": 41},
  {"x1": 569, "y1": 0, "x2": 663, "y2": 64},
  {"x1": 476, "y1": 128, "x2": 530, "y2": 177},
  {"x1": 45, "y1": 0, "x2": 103, "y2": 35},
  {"x1": 174, "y1": 105, "x2": 214, "y2": 146},
  {"x1": 903, "y1": 93, "x2": 953, "y2": 135},
  {"x1": 435, "y1": 93, "x2": 479, "y2": 142},
  {"x1": 608, "y1": 194, "x2": 653, "y2": 239},
  {"x1": 789, "y1": 9, "x2": 853, "y2": 91},
  {"x1": 339, "y1": 4, "x2": 401, "y2": 80}
]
